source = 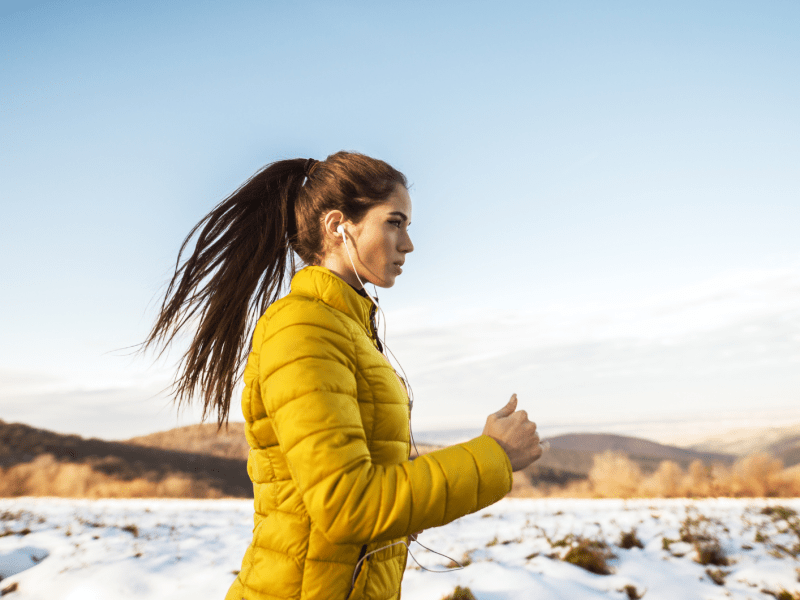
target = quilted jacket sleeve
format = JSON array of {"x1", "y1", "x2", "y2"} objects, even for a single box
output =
[{"x1": 260, "y1": 300, "x2": 513, "y2": 546}]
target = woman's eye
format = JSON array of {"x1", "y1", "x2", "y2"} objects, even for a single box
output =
[{"x1": 388, "y1": 220, "x2": 402, "y2": 228}]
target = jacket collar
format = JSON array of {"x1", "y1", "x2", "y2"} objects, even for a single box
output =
[{"x1": 290, "y1": 266, "x2": 374, "y2": 335}]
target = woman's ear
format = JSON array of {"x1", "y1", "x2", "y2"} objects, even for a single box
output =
[{"x1": 322, "y1": 210, "x2": 346, "y2": 242}]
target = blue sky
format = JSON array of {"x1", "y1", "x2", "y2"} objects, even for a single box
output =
[{"x1": 1, "y1": 0, "x2": 798, "y2": 441}]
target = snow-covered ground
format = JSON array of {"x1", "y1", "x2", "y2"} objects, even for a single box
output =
[{"x1": 1, "y1": 497, "x2": 799, "y2": 600}]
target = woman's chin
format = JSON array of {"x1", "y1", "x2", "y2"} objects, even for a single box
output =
[
  {"x1": 373, "y1": 274, "x2": 397, "y2": 289},
  {"x1": 362, "y1": 267, "x2": 400, "y2": 289}
]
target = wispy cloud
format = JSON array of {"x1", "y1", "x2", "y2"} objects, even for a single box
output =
[
  {"x1": 0, "y1": 367, "x2": 219, "y2": 440},
  {"x1": 389, "y1": 268, "x2": 800, "y2": 435},
  {"x1": 2, "y1": 268, "x2": 797, "y2": 440}
]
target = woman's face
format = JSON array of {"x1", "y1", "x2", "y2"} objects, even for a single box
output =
[{"x1": 331, "y1": 185, "x2": 414, "y2": 289}]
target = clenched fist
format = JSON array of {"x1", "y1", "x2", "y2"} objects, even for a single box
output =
[{"x1": 482, "y1": 394, "x2": 547, "y2": 472}]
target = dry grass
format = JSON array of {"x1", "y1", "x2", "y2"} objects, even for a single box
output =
[
  {"x1": 446, "y1": 552, "x2": 473, "y2": 568},
  {"x1": 510, "y1": 450, "x2": 800, "y2": 499},
  {"x1": 763, "y1": 590, "x2": 800, "y2": 600},
  {"x1": 758, "y1": 505, "x2": 800, "y2": 557},
  {"x1": 0, "y1": 453, "x2": 226, "y2": 498},
  {"x1": 696, "y1": 543, "x2": 728, "y2": 566},
  {"x1": 675, "y1": 509, "x2": 730, "y2": 566},
  {"x1": 4, "y1": 418, "x2": 798, "y2": 500},
  {"x1": 705, "y1": 567, "x2": 729, "y2": 585},
  {"x1": 0, "y1": 419, "x2": 253, "y2": 499},
  {"x1": 0, "y1": 527, "x2": 31, "y2": 538},
  {"x1": 440, "y1": 586, "x2": 476, "y2": 600},
  {"x1": 619, "y1": 529, "x2": 644, "y2": 549},
  {"x1": 620, "y1": 584, "x2": 645, "y2": 599},
  {"x1": 0, "y1": 419, "x2": 252, "y2": 498},
  {"x1": 556, "y1": 536, "x2": 616, "y2": 575}
]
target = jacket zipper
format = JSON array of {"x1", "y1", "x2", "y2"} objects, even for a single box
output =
[
  {"x1": 345, "y1": 544, "x2": 369, "y2": 600},
  {"x1": 368, "y1": 305, "x2": 412, "y2": 459},
  {"x1": 368, "y1": 304, "x2": 383, "y2": 353},
  {"x1": 365, "y1": 302, "x2": 412, "y2": 591}
]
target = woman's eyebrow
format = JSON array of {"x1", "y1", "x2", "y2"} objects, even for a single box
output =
[{"x1": 388, "y1": 211, "x2": 408, "y2": 222}]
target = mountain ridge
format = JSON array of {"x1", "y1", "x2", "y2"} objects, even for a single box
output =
[{"x1": 4, "y1": 418, "x2": 796, "y2": 497}]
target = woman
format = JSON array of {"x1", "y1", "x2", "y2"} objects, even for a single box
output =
[{"x1": 143, "y1": 151, "x2": 543, "y2": 600}]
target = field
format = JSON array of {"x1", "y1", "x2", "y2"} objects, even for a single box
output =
[{"x1": 2, "y1": 497, "x2": 800, "y2": 600}]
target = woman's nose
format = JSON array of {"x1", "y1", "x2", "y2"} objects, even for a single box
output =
[{"x1": 401, "y1": 234, "x2": 414, "y2": 253}]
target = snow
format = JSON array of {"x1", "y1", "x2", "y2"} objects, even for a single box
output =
[{"x1": 1, "y1": 497, "x2": 799, "y2": 599}]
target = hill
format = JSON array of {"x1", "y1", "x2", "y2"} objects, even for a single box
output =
[
  {"x1": 126, "y1": 424, "x2": 739, "y2": 491},
  {"x1": 768, "y1": 432, "x2": 800, "y2": 467},
  {"x1": 0, "y1": 419, "x2": 250, "y2": 498},
  {"x1": 548, "y1": 432, "x2": 734, "y2": 467},
  {"x1": 6, "y1": 418, "x2": 783, "y2": 499},
  {"x1": 505, "y1": 433, "x2": 733, "y2": 492},
  {"x1": 126, "y1": 422, "x2": 249, "y2": 460},
  {"x1": 685, "y1": 423, "x2": 800, "y2": 467}
]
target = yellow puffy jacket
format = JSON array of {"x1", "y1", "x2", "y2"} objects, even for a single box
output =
[{"x1": 225, "y1": 266, "x2": 513, "y2": 600}]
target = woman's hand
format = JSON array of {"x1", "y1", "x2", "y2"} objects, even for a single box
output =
[{"x1": 482, "y1": 394, "x2": 546, "y2": 472}]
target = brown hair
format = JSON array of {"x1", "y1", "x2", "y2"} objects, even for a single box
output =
[{"x1": 141, "y1": 151, "x2": 407, "y2": 427}]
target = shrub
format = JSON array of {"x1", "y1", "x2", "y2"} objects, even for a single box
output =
[
  {"x1": 705, "y1": 568, "x2": 729, "y2": 585},
  {"x1": 619, "y1": 529, "x2": 643, "y2": 549},
  {"x1": 518, "y1": 451, "x2": 800, "y2": 499},
  {"x1": 446, "y1": 552, "x2": 472, "y2": 568},
  {"x1": 762, "y1": 590, "x2": 800, "y2": 600},
  {"x1": 763, "y1": 506, "x2": 800, "y2": 546},
  {"x1": 761, "y1": 506, "x2": 798, "y2": 519},
  {"x1": 441, "y1": 586, "x2": 476, "y2": 600},
  {"x1": 695, "y1": 543, "x2": 728, "y2": 566},
  {"x1": 562, "y1": 538, "x2": 615, "y2": 575},
  {"x1": 0, "y1": 527, "x2": 31, "y2": 538},
  {"x1": 727, "y1": 454, "x2": 784, "y2": 497},
  {"x1": 588, "y1": 452, "x2": 642, "y2": 498},
  {"x1": 0, "y1": 453, "x2": 225, "y2": 498},
  {"x1": 640, "y1": 460, "x2": 684, "y2": 497},
  {"x1": 0, "y1": 510, "x2": 25, "y2": 521},
  {"x1": 552, "y1": 534, "x2": 575, "y2": 548},
  {"x1": 680, "y1": 514, "x2": 713, "y2": 544},
  {"x1": 620, "y1": 584, "x2": 645, "y2": 599}
]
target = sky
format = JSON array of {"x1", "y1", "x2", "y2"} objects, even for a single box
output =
[{"x1": 1, "y1": 0, "x2": 798, "y2": 443}]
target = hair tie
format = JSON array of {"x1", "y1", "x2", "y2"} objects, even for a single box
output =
[{"x1": 303, "y1": 158, "x2": 319, "y2": 181}]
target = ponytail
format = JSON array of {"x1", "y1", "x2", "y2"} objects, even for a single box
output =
[{"x1": 141, "y1": 152, "x2": 406, "y2": 427}]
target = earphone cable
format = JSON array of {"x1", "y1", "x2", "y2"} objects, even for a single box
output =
[
  {"x1": 350, "y1": 538, "x2": 465, "y2": 591},
  {"x1": 341, "y1": 229, "x2": 457, "y2": 581},
  {"x1": 339, "y1": 230, "x2": 421, "y2": 461}
]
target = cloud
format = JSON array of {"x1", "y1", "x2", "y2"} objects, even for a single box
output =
[
  {"x1": 2, "y1": 268, "x2": 797, "y2": 440},
  {"x1": 388, "y1": 268, "x2": 800, "y2": 432},
  {"x1": 0, "y1": 367, "x2": 242, "y2": 440}
]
